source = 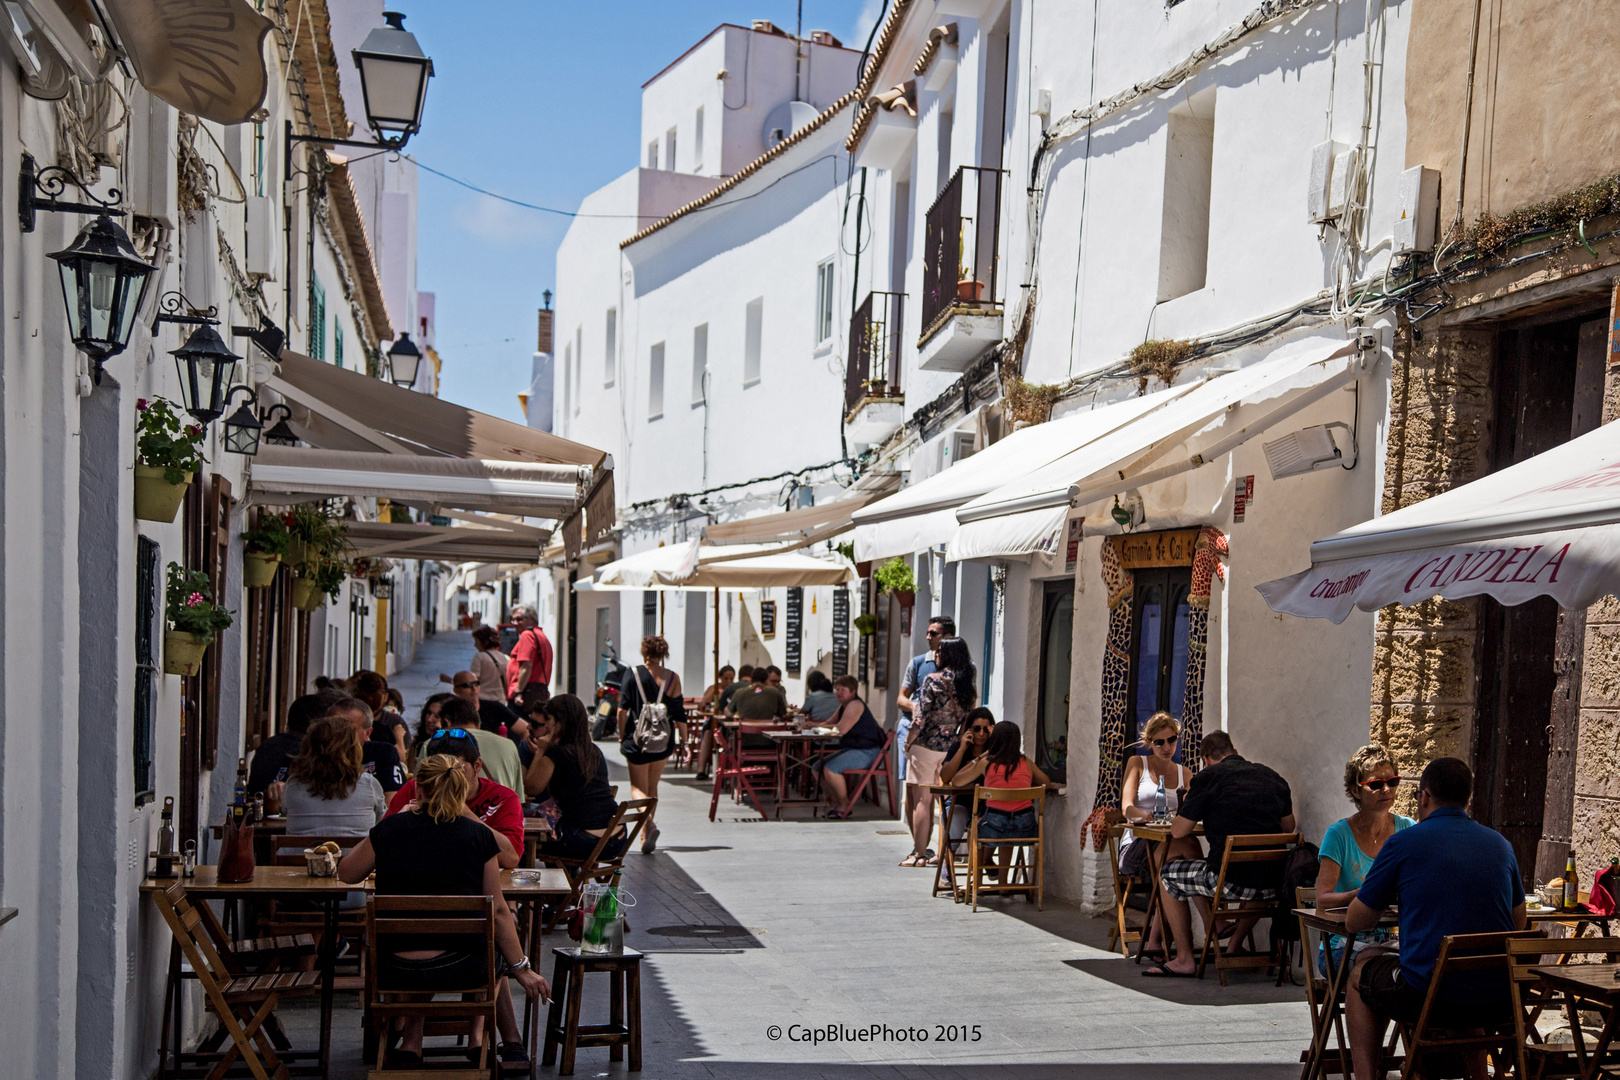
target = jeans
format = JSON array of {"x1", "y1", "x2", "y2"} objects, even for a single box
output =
[{"x1": 895, "y1": 715, "x2": 912, "y2": 782}]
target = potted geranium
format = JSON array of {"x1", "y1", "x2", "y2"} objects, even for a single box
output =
[
  {"x1": 164, "y1": 563, "x2": 233, "y2": 676},
  {"x1": 241, "y1": 514, "x2": 290, "y2": 588},
  {"x1": 135, "y1": 398, "x2": 204, "y2": 522},
  {"x1": 874, "y1": 556, "x2": 916, "y2": 608},
  {"x1": 293, "y1": 556, "x2": 348, "y2": 612}
]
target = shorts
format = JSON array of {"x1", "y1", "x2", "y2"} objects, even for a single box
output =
[
  {"x1": 378, "y1": 949, "x2": 491, "y2": 992},
  {"x1": 1356, "y1": 952, "x2": 1512, "y2": 1029},
  {"x1": 904, "y1": 744, "x2": 946, "y2": 786},
  {"x1": 620, "y1": 737, "x2": 673, "y2": 765},
  {"x1": 821, "y1": 747, "x2": 880, "y2": 774},
  {"x1": 977, "y1": 807, "x2": 1037, "y2": 841},
  {"x1": 1159, "y1": 858, "x2": 1277, "y2": 902}
]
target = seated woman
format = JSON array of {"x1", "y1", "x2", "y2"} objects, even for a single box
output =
[
  {"x1": 940, "y1": 707, "x2": 995, "y2": 840},
  {"x1": 819, "y1": 675, "x2": 889, "y2": 819},
  {"x1": 338, "y1": 755, "x2": 549, "y2": 1071},
  {"x1": 408, "y1": 693, "x2": 454, "y2": 773},
  {"x1": 801, "y1": 671, "x2": 839, "y2": 722},
  {"x1": 1116, "y1": 712, "x2": 1191, "y2": 954},
  {"x1": 948, "y1": 720, "x2": 1050, "y2": 870},
  {"x1": 524, "y1": 694, "x2": 628, "y2": 862},
  {"x1": 1314, "y1": 742, "x2": 1412, "y2": 974},
  {"x1": 283, "y1": 716, "x2": 388, "y2": 837}
]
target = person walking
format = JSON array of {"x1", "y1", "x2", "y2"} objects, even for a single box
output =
[
  {"x1": 901, "y1": 636, "x2": 975, "y2": 867},
  {"x1": 895, "y1": 615, "x2": 952, "y2": 786},
  {"x1": 617, "y1": 635, "x2": 683, "y2": 855},
  {"x1": 506, "y1": 605, "x2": 553, "y2": 706}
]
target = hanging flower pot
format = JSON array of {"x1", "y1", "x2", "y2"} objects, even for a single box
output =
[
  {"x1": 243, "y1": 550, "x2": 281, "y2": 588},
  {"x1": 134, "y1": 464, "x2": 193, "y2": 523},
  {"x1": 892, "y1": 589, "x2": 916, "y2": 609},
  {"x1": 291, "y1": 575, "x2": 323, "y2": 611},
  {"x1": 286, "y1": 536, "x2": 309, "y2": 566},
  {"x1": 162, "y1": 629, "x2": 211, "y2": 676}
]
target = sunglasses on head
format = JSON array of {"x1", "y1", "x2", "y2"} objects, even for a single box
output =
[
  {"x1": 427, "y1": 728, "x2": 474, "y2": 744},
  {"x1": 1152, "y1": 736, "x2": 1177, "y2": 747},
  {"x1": 1359, "y1": 776, "x2": 1402, "y2": 792}
]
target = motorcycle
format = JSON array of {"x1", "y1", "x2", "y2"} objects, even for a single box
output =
[{"x1": 591, "y1": 643, "x2": 628, "y2": 740}]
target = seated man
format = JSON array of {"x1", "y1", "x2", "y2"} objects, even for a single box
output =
[
  {"x1": 729, "y1": 664, "x2": 788, "y2": 752},
  {"x1": 452, "y1": 669, "x2": 522, "y2": 737},
  {"x1": 385, "y1": 728, "x2": 524, "y2": 868},
  {"x1": 1147, "y1": 730, "x2": 1294, "y2": 977},
  {"x1": 445, "y1": 684, "x2": 526, "y2": 800},
  {"x1": 1344, "y1": 758, "x2": 1527, "y2": 1080}
]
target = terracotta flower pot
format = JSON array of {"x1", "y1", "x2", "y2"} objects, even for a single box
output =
[
  {"x1": 291, "y1": 575, "x2": 324, "y2": 611},
  {"x1": 956, "y1": 278, "x2": 984, "y2": 302},
  {"x1": 163, "y1": 630, "x2": 210, "y2": 677},
  {"x1": 243, "y1": 550, "x2": 281, "y2": 588},
  {"x1": 134, "y1": 464, "x2": 192, "y2": 523},
  {"x1": 892, "y1": 589, "x2": 915, "y2": 609}
]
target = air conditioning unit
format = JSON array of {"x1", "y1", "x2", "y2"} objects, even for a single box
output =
[
  {"x1": 1394, "y1": 165, "x2": 1440, "y2": 253},
  {"x1": 1263, "y1": 423, "x2": 1355, "y2": 480}
]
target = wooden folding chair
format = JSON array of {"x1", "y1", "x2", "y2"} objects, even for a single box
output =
[
  {"x1": 1195, "y1": 832, "x2": 1301, "y2": 984},
  {"x1": 840, "y1": 728, "x2": 898, "y2": 818},
  {"x1": 965, "y1": 786, "x2": 1046, "y2": 911},
  {"x1": 366, "y1": 895, "x2": 500, "y2": 1078},
  {"x1": 264, "y1": 835, "x2": 368, "y2": 974},
  {"x1": 708, "y1": 727, "x2": 771, "y2": 821},
  {"x1": 1104, "y1": 811, "x2": 1146, "y2": 957},
  {"x1": 539, "y1": 798, "x2": 655, "y2": 931},
  {"x1": 1398, "y1": 929, "x2": 1544, "y2": 1080},
  {"x1": 152, "y1": 880, "x2": 321, "y2": 1080},
  {"x1": 1508, "y1": 934, "x2": 1620, "y2": 1080}
]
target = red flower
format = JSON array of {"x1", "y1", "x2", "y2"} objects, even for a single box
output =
[
  {"x1": 136, "y1": 398, "x2": 148, "y2": 410},
  {"x1": 185, "y1": 424, "x2": 202, "y2": 437}
]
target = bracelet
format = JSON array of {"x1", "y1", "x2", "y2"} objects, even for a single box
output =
[{"x1": 509, "y1": 956, "x2": 530, "y2": 973}]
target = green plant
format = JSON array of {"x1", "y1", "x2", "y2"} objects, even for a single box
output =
[
  {"x1": 873, "y1": 556, "x2": 915, "y2": 595},
  {"x1": 136, "y1": 397, "x2": 206, "y2": 484},
  {"x1": 241, "y1": 514, "x2": 290, "y2": 557},
  {"x1": 1129, "y1": 339, "x2": 1196, "y2": 392},
  {"x1": 834, "y1": 540, "x2": 856, "y2": 564},
  {"x1": 165, "y1": 563, "x2": 234, "y2": 639},
  {"x1": 853, "y1": 613, "x2": 878, "y2": 636},
  {"x1": 301, "y1": 556, "x2": 350, "y2": 602},
  {"x1": 286, "y1": 503, "x2": 351, "y2": 564}
]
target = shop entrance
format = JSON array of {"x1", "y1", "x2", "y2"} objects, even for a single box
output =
[{"x1": 1128, "y1": 567, "x2": 1193, "y2": 762}]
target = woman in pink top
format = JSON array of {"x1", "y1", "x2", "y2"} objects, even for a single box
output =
[{"x1": 949, "y1": 721, "x2": 1049, "y2": 867}]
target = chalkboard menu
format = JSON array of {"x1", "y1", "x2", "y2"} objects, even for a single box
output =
[
  {"x1": 784, "y1": 588, "x2": 803, "y2": 674},
  {"x1": 857, "y1": 583, "x2": 869, "y2": 681},
  {"x1": 832, "y1": 587, "x2": 850, "y2": 677},
  {"x1": 760, "y1": 599, "x2": 776, "y2": 638}
]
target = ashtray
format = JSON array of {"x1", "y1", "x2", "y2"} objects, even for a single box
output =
[{"x1": 509, "y1": 870, "x2": 541, "y2": 885}]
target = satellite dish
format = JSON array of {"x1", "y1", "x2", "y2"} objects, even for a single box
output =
[{"x1": 763, "y1": 100, "x2": 818, "y2": 148}]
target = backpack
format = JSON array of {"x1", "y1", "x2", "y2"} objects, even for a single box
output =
[
  {"x1": 1271, "y1": 840, "x2": 1321, "y2": 945},
  {"x1": 629, "y1": 666, "x2": 673, "y2": 755}
]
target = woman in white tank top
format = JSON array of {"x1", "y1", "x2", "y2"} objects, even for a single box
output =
[{"x1": 1118, "y1": 712, "x2": 1189, "y2": 957}]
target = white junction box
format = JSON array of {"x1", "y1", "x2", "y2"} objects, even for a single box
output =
[
  {"x1": 1307, "y1": 140, "x2": 1344, "y2": 223},
  {"x1": 1394, "y1": 165, "x2": 1441, "y2": 253},
  {"x1": 1327, "y1": 147, "x2": 1359, "y2": 221}
]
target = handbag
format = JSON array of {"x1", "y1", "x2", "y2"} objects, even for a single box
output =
[
  {"x1": 629, "y1": 666, "x2": 672, "y2": 755},
  {"x1": 217, "y1": 809, "x2": 256, "y2": 883}
]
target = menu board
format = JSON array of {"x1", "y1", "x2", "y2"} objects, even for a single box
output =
[
  {"x1": 857, "y1": 583, "x2": 869, "y2": 681},
  {"x1": 785, "y1": 588, "x2": 803, "y2": 675},
  {"x1": 831, "y1": 587, "x2": 850, "y2": 678},
  {"x1": 760, "y1": 599, "x2": 776, "y2": 638}
]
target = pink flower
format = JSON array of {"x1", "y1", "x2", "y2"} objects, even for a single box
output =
[
  {"x1": 187, "y1": 591, "x2": 206, "y2": 606},
  {"x1": 185, "y1": 424, "x2": 201, "y2": 437},
  {"x1": 136, "y1": 398, "x2": 148, "y2": 410}
]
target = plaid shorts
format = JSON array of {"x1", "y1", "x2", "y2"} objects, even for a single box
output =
[{"x1": 1159, "y1": 858, "x2": 1277, "y2": 902}]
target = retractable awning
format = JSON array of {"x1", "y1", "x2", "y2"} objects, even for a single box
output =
[
  {"x1": 586, "y1": 540, "x2": 857, "y2": 590},
  {"x1": 947, "y1": 338, "x2": 1363, "y2": 560},
  {"x1": 345, "y1": 520, "x2": 549, "y2": 565},
  {"x1": 701, "y1": 487, "x2": 894, "y2": 548},
  {"x1": 1257, "y1": 419, "x2": 1620, "y2": 622},
  {"x1": 850, "y1": 386, "x2": 1189, "y2": 562},
  {"x1": 250, "y1": 446, "x2": 588, "y2": 516}
]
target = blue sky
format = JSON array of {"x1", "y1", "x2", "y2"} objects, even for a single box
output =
[{"x1": 403, "y1": 1, "x2": 881, "y2": 423}]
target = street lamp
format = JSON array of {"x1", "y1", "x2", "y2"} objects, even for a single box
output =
[
  {"x1": 220, "y1": 387, "x2": 264, "y2": 456},
  {"x1": 351, "y1": 12, "x2": 434, "y2": 144},
  {"x1": 369, "y1": 575, "x2": 394, "y2": 601},
  {"x1": 385, "y1": 333, "x2": 422, "y2": 387},
  {"x1": 48, "y1": 214, "x2": 156, "y2": 376},
  {"x1": 262, "y1": 403, "x2": 298, "y2": 446},
  {"x1": 172, "y1": 325, "x2": 241, "y2": 423}
]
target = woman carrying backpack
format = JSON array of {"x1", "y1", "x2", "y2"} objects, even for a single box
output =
[{"x1": 616, "y1": 635, "x2": 683, "y2": 854}]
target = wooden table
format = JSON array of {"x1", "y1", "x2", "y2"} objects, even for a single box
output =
[
  {"x1": 1121, "y1": 819, "x2": 1200, "y2": 962},
  {"x1": 141, "y1": 866, "x2": 571, "y2": 1079},
  {"x1": 522, "y1": 817, "x2": 553, "y2": 867},
  {"x1": 1530, "y1": 963, "x2": 1620, "y2": 1080},
  {"x1": 764, "y1": 730, "x2": 840, "y2": 816},
  {"x1": 1295, "y1": 906, "x2": 1401, "y2": 1080}
]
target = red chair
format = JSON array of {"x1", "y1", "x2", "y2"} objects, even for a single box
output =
[
  {"x1": 708, "y1": 723, "x2": 772, "y2": 821},
  {"x1": 838, "y1": 728, "x2": 898, "y2": 818}
]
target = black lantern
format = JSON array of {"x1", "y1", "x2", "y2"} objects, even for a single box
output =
[
  {"x1": 351, "y1": 12, "x2": 433, "y2": 144},
  {"x1": 220, "y1": 387, "x2": 264, "y2": 456},
  {"x1": 262, "y1": 403, "x2": 298, "y2": 446},
  {"x1": 172, "y1": 325, "x2": 241, "y2": 423},
  {"x1": 385, "y1": 333, "x2": 423, "y2": 387},
  {"x1": 369, "y1": 575, "x2": 394, "y2": 600},
  {"x1": 48, "y1": 214, "x2": 156, "y2": 372}
]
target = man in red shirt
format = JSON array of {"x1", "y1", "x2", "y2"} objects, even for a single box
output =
[
  {"x1": 507, "y1": 604, "x2": 553, "y2": 704},
  {"x1": 385, "y1": 728, "x2": 523, "y2": 866}
]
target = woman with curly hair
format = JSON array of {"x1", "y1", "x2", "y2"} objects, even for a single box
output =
[
  {"x1": 617, "y1": 634, "x2": 682, "y2": 854},
  {"x1": 1313, "y1": 743, "x2": 1413, "y2": 974},
  {"x1": 408, "y1": 692, "x2": 455, "y2": 772}
]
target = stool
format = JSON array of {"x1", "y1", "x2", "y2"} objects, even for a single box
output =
[{"x1": 542, "y1": 947, "x2": 642, "y2": 1075}]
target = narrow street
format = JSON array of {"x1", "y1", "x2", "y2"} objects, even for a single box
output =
[{"x1": 294, "y1": 632, "x2": 1310, "y2": 1079}]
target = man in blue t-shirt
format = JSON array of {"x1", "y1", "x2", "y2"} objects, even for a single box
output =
[
  {"x1": 895, "y1": 615, "x2": 952, "y2": 783},
  {"x1": 1344, "y1": 757, "x2": 1526, "y2": 1080}
]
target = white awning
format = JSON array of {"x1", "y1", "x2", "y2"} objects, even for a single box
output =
[
  {"x1": 1257, "y1": 419, "x2": 1620, "y2": 622},
  {"x1": 701, "y1": 488, "x2": 891, "y2": 547},
  {"x1": 346, "y1": 521, "x2": 548, "y2": 565},
  {"x1": 249, "y1": 446, "x2": 587, "y2": 516},
  {"x1": 850, "y1": 386, "x2": 1190, "y2": 562},
  {"x1": 587, "y1": 541, "x2": 857, "y2": 590},
  {"x1": 947, "y1": 338, "x2": 1362, "y2": 560}
]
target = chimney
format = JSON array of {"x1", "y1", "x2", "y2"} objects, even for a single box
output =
[
  {"x1": 536, "y1": 309, "x2": 553, "y2": 354},
  {"x1": 809, "y1": 30, "x2": 841, "y2": 47}
]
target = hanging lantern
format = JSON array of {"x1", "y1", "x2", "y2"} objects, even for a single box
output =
[
  {"x1": 385, "y1": 333, "x2": 422, "y2": 388},
  {"x1": 219, "y1": 387, "x2": 264, "y2": 456},
  {"x1": 49, "y1": 214, "x2": 157, "y2": 371},
  {"x1": 172, "y1": 325, "x2": 241, "y2": 423},
  {"x1": 261, "y1": 403, "x2": 297, "y2": 446}
]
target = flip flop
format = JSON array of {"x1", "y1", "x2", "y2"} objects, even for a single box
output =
[{"x1": 1142, "y1": 962, "x2": 1195, "y2": 978}]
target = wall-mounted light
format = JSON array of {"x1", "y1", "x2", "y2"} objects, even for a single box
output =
[
  {"x1": 171, "y1": 325, "x2": 241, "y2": 423},
  {"x1": 385, "y1": 333, "x2": 422, "y2": 388},
  {"x1": 261, "y1": 403, "x2": 298, "y2": 446},
  {"x1": 285, "y1": 11, "x2": 434, "y2": 171},
  {"x1": 369, "y1": 575, "x2": 394, "y2": 601},
  {"x1": 48, "y1": 214, "x2": 156, "y2": 381},
  {"x1": 219, "y1": 387, "x2": 264, "y2": 456}
]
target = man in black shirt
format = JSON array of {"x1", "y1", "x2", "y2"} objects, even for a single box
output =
[
  {"x1": 331, "y1": 695, "x2": 406, "y2": 793},
  {"x1": 248, "y1": 689, "x2": 350, "y2": 794},
  {"x1": 1146, "y1": 731, "x2": 1295, "y2": 977}
]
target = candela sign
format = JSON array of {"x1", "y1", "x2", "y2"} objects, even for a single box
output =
[{"x1": 1400, "y1": 543, "x2": 1569, "y2": 594}]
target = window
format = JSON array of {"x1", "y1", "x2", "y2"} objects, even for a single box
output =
[
  {"x1": 694, "y1": 107, "x2": 704, "y2": 170},
  {"x1": 814, "y1": 259, "x2": 836, "y2": 345},
  {"x1": 334, "y1": 323, "x2": 344, "y2": 370},
  {"x1": 666, "y1": 127, "x2": 677, "y2": 171},
  {"x1": 1157, "y1": 88, "x2": 1216, "y2": 302},
  {"x1": 604, "y1": 307, "x2": 617, "y2": 386},
  {"x1": 647, "y1": 140, "x2": 658, "y2": 169},
  {"x1": 691, "y1": 323, "x2": 708, "y2": 406},
  {"x1": 133, "y1": 536, "x2": 159, "y2": 805},
  {"x1": 310, "y1": 275, "x2": 326, "y2": 360},
  {"x1": 643, "y1": 590, "x2": 658, "y2": 637},
  {"x1": 648, "y1": 342, "x2": 665, "y2": 419},
  {"x1": 743, "y1": 297, "x2": 763, "y2": 387},
  {"x1": 574, "y1": 326, "x2": 582, "y2": 414}
]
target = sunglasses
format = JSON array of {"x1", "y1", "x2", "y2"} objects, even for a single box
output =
[
  {"x1": 454, "y1": 679, "x2": 480, "y2": 688},
  {"x1": 1151, "y1": 736, "x2": 1177, "y2": 747},
  {"x1": 970, "y1": 725, "x2": 992, "y2": 734},
  {"x1": 1359, "y1": 776, "x2": 1402, "y2": 792},
  {"x1": 926, "y1": 629, "x2": 944, "y2": 637},
  {"x1": 427, "y1": 728, "x2": 474, "y2": 745}
]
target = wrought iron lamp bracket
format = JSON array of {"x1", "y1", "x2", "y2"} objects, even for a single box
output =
[
  {"x1": 19, "y1": 153, "x2": 126, "y2": 232},
  {"x1": 152, "y1": 291, "x2": 219, "y2": 330}
]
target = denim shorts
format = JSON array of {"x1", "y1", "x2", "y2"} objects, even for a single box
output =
[
  {"x1": 977, "y1": 807, "x2": 1037, "y2": 840},
  {"x1": 820, "y1": 746, "x2": 880, "y2": 774}
]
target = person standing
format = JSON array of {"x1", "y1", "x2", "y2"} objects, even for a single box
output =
[
  {"x1": 895, "y1": 615, "x2": 953, "y2": 785},
  {"x1": 618, "y1": 635, "x2": 683, "y2": 855},
  {"x1": 901, "y1": 636, "x2": 975, "y2": 867},
  {"x1": 507, "y1": 605, "x2": 553, "y2": 706}
]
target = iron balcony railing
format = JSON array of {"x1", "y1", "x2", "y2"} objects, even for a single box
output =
[
  {"x1": 845, "y1": 290, "x2": 905, "y2": 416},
  {"x1": 920, "y1": 165, "x2": 1005, "y2": 339}
]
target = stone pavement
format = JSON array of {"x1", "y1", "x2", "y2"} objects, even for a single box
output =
[{"x1": 280, "y1": 631, "x2": 1313, "y2": 1079}]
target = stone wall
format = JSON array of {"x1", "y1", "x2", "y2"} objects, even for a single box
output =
[{"x1": 1370, "y1": 324, "x2": 1495, "y2": 807}]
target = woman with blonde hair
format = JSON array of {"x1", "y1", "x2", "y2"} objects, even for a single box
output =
[
  {"x1": 282, "y1": 716, "x2": 387, "y2": 836},
  {"x1": 339, "y1": 755, "x2": 548, "y2": 1070},
  {"x1": 1116, "y1": 712, "x2": 1191, "y2": 957},
  {"x1": 1312, "y1": 743, "x2": 1413, "y2": 974}
]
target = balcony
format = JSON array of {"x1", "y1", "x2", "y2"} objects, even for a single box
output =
[
  {"x1": 918, "y1": 165, "x2": 1004, "y2": 372},
  {"x1": 844, "y1": 291, "x2": 906, "y2": 445}
]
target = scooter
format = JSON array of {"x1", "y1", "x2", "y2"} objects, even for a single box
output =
[{"x1": 591, "y1": 643, "x2": 628, "y2": 740}]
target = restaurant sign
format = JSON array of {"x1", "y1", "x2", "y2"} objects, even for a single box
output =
[{"x1": 1115, "y1": 528, "x2": 1202, "y2": 570}]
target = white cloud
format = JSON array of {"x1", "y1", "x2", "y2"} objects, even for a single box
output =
[
  {"x1": 848, "y1": 0, "x2": 884, "y2": 53},
  {"x1": 451, "y1": 194, "x2": 554, "y2": 245}
]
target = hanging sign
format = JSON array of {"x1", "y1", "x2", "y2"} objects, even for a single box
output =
[
  {"x1": 785, "y1": 588, "x2": 803, "y2": 675},
  {"x1": 1116, "y1": 528, "x2": 1202, "y2": 569},
  {"x1": 831, "y1": 587, "x2": 850, "y2": 678},
  {"x1": 760, "y1": 599, "x2": 777, "y2": 638},
  {"x1": 1233, "y1": 475, "x2": 1256, "y2": 523},
  {"x1": 1064, "y1": 517, "x2": 1084, "y2": 574}
]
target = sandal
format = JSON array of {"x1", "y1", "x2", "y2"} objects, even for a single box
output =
[
  {"x1": 824, "y1": 808, "x2": 849, "y2": 820},
  {"x1": 898, "y1": 853, "x2": 923, "y2": 867}
]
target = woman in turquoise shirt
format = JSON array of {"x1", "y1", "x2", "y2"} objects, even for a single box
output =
[{"x1": 1313, "y1": 743, "x2": 1415, "y2": 974}]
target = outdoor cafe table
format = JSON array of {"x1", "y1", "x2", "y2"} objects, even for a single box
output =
[
  {"x1": 1295, "y1": 906, "x2": 1401, "y2": 1080},
  {"x1": 140, "y1": 865, "x2": 570, "y2": 1079},
  {"x1": 764, "y1": 729, "x2": 841, "y2": 815},
  {"x1": 1124, "y1": 819, "x2": 1202, "y2": 961},
  {"x1": 1528, "y1": 962, "x2": 1620, "y2": 1080}
]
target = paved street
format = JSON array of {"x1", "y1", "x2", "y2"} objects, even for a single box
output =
[{"x1": 285, "y1": 632, "x2": 1312, "y2": 1079}]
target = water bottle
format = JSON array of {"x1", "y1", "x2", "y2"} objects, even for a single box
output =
[{"x1": 1153, "y1": 777, "x2": 1167, "y2": 823}]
